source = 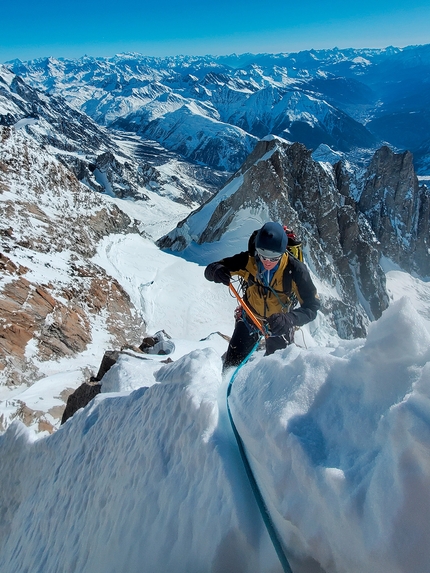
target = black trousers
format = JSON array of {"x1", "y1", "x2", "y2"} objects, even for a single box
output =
[{"x1": 223, "y1": 319, "x2": 291, "y2": 370}]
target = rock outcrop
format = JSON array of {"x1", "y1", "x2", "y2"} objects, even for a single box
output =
[
  {"x1": 356, "y1": 146, "x2": 429, "y2": 277},
  {"x1": 158, "y1": 137, "x2": 393, "y2": 338},
  {"x1": 0, "y1": 126, "x2": 145, "y2": 387},
  {"x1": 60, "y1": 381, "x2": 102, "y2": 425}
]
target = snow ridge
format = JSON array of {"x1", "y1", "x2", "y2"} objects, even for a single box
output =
[{"x1": 1, "y1": 298, "x2": 430, "y2": 572}]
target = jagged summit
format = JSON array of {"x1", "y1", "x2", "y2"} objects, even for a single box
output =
[{"x1": 158, "y1": 136, "x2": 429, "y2": 337}]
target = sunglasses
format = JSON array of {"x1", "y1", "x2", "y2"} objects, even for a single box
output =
[{"x1": 258, "y1": 253, "x2": 281, "y2": 262}]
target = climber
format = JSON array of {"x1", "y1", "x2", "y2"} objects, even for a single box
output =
[{"x1": 205, "y1": 221, "x2": 320, "y2": 369}]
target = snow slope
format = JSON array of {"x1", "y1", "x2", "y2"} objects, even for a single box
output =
[{"x1": 0, "y1": 223, "x2": 429, "y2": 572}]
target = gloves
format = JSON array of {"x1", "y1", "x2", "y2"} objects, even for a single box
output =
[
  {"x1": 213, "y1": 265, "x2": 231, "y2": 285},
  {"x1": 205, "y1": 263, "x2": 231, "y2": 286},
  {"x1": 267, "y1": 312, "x2": 294, "y2": 336}
]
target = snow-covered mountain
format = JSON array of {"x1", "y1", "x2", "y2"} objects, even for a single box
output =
[
  {"x1": 0, "y1": 65, "x2": 225, "y2": 207},
  {"x1": 7, "y1": 44, "x2": 430, "y2": 173},
  {"x1": 1, "y1": 201, "x2": 430, "y2": 573},
  {"x1": 1, "y1": 44, "x2": 430, "y2": 573},
  {"x1": 0, "y1": 125, "x2": 145, "y2": 391}
]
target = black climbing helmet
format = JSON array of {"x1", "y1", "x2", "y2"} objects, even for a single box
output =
[{"x1": 255, "y1": 222, "x2": 288, "y2": 259}]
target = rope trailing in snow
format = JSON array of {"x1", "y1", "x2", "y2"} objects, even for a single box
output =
[{"x1": 226, "y1": 344, "x2": 293, "y2": 573}]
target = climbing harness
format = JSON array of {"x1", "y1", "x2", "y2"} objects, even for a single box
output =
[
  {"x1": 226, "y1": 342, "x2": 293, "y2": 573},
  {"x1": 229, "y1": 283, "x2": 268, "y2": 338}
]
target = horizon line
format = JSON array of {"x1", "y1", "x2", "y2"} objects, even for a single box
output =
[{"x1": 3, "y1": 41, "x2": 429, "y2": 65}]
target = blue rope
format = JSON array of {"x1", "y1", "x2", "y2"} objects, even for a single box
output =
[{"x1": 226, "y1": 342, "x2": 293, "y2": 573}]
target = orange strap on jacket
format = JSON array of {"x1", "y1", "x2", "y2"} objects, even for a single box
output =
[{"x1": 229, "y1": 283, "x2": 268, "y2": 338}]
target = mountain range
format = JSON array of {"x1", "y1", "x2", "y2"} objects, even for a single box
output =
[{"x1": 6, "y1": 44, "x2": 430, "y2": 174}]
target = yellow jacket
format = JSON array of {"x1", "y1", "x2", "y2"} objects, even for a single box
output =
[{"x1": 205, "y1": 250, "x2": 320, "y2": 326}]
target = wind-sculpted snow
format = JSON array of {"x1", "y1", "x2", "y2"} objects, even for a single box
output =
[
  {"x1": 0, "y1": 348, "x2": 281, "y2": 573},
  {"x1": 230, "y1": 297, "x2": 430, "y2": 573},
  {"x1": 0, "y1": 298, "x2": 430, "y2": 572}
]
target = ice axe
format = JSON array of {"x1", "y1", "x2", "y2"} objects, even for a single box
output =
[{"x1": 228, "y1": 283, "x2": 268, "y2": 338}]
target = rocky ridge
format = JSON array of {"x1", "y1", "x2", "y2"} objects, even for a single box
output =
[
  {"x1": 356, "y1": 147, "x2": 429, "y2": 277},
  {"x1": 158, "y1": 137, "x2": 429, "y2": 338},
  {"x1": 0, "y1": 65, "x2": 219, "y2": 209},
  {"x1": 0, "y1": 126, "x2": 145, "y2": 404}
]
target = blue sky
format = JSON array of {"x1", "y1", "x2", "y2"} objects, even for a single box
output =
[{"x1": 1, "y1": 0, "x2": 429, "y2": 62}]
